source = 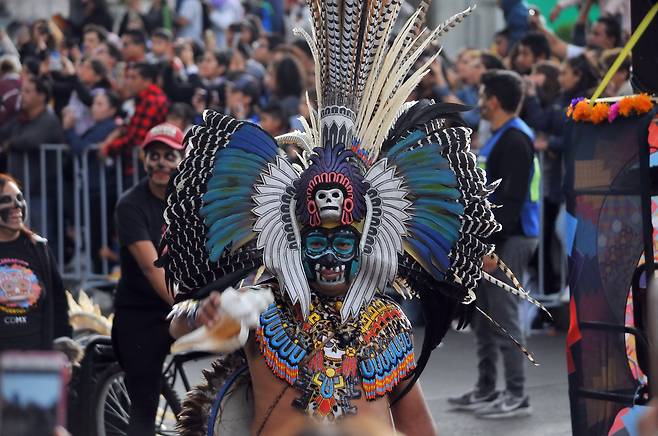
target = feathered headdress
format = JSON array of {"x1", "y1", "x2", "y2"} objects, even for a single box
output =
[{"x1": 159, "y1": 0, "x2": 547, "y2": 389}]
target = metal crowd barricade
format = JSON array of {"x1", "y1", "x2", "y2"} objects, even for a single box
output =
[{"x1": 5, "y1": 144, "x2": 140, "y2": 289}]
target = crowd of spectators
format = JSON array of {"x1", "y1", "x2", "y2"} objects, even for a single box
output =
[{"x1": 0, "y1": 0, "x2": 633, "y2": 289}]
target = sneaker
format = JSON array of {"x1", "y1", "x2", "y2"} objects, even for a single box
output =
[
  {"x1": 447, "y1": 390, "x2": 500, "y2": 411},
  {"x1": 475, "y1": 392, "x2": 532, "y2": 419}
]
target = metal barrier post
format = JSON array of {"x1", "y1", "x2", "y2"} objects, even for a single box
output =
[
  {"x1": 98, "y1": 150, "x2": 109, "y2": 276},
  {"x1": 21, "y1": 155, "x2": 31, "y2": 227},
  {"x1": 39, "y1": 147, "x2": 47, "y2": 237},
  {"x1": 72, "y1": 154, "x2": 82, "y2": 280},
  {"x1": 81, "y1": 148, "x2": 93, "y2": 284},
  {"x1": 56, "y1": 148, "x2": 65, "y2": 272}
]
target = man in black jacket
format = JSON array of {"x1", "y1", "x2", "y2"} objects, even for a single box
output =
[{"x1": 448, "y1": 70, "x2": 540, "y2": 419}]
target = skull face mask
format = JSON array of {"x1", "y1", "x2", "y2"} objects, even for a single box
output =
[
  {"x1": 302, "y1": 226, "x2": 360, "y2": 287},
  {"x1": 314, "y1": 187, "x2": 345, "y2": 223}
]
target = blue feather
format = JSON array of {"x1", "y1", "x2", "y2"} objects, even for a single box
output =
[
  {"x1": 414, "y1": 198, "x2": 465, "y2": 216},
  {"x1": 207, "y1": 218, "x2": 251, "y2": 261},
  {"x1": 213, "y1": 155, "x2": 267, "y2": 176},
  {"x1": 405, "y1": 238, "x2": 446, "y2": 279},
  {"x1": 206, "y1": 212, "x2": 250, "y2": 242},
  {"x1": 408, "y1": 222, "x2": 453, "y2": 270},
  {"x1": 229, "y1": 125, "x2": 277, "y2": 160},
  {"x1": 200, "y1": 196, "x2": 250, "y2": 218},
  {"x1": 412, "y1": 214, "x2": 461, "y2": 242},
  {"x1": 203, "y1": 187, "x2": 252, "y2": 202},
  {"x1": 386, "y1": 130, "x2": 425, "y2": 158}
]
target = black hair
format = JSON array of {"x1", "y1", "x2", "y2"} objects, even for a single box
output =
[
  {"x1": 265, "y1": 34, "x2": 284, "y2": 51},
  {"x1": 83, "y1": 24, "x2": 108, "y2": 41},
  {"x1": 123, "y1": 29, "x2": 147, "y2": 48},
  {"x1": 86, "y1": 57, "x2": 108, "y2": 79},
  {"x1": 152, "y1": 28, "x2": 173, "y2": 42},
  {"x1": 167, "y1": 102, "x2": 195, "y2": 125},
  {"x1": 534, "y1": 61, "x2": 561, "y2": 107},
  {"x1": 102, "y1": 41, "x2": 123, "y2": 61},
  {"x1": 565, "y1": 54, "x2": 600, "y2": 97},
  {"x1": 291, "y1": 39, "x2": 312, "y2": 59},
  {"x1": 261, "y1": 101, "x2": 289, "y2": 129},
  {"x1": 480, "y1": 53, "x2": 505, "y2": 70},
  {"x1": 97, "y1": 89, "x2": 121, "y2": 111},
  {"x1": 22, "y1": 57, "x2": 41, "y2": 76},
  {"x1": 214, "y1": 49, "x2": 232, "y2": 69},
  {"x1": 128, "y1": 61, "x2": 158, "y2": 82},
  {"x1": 273, "y1": 56, "x2": 303, "y2": 98},
  {"x1": 495, "y1": 27, "x2": 510, "y2": 38},
  {"x1": 480, "y1": 69, "x2": 524, "y2": 113},
  {"x1": 27, "y1": 75, "x2": 53, "y2": 103},
  {"x1": 597, "y1": 16, "x2": 622, "y2": 48},
  {"x1": 518, "y1": 32, "x2": 551, "y2": 60}
]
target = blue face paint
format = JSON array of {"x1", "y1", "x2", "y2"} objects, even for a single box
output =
[{"x1": 301, "y1": 225, "x2": 361, "y2": 284}]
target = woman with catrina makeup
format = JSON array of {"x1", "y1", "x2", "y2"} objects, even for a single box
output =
[
  {"x1": 0, "y1": 173, "x2": 72, "y2": 352},
  {"x1": 110, "y1": 123, "x2": 185, "y2": 436}
]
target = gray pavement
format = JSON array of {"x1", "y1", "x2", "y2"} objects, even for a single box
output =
[
  {"x1": 176, "y1": 328, "x2": 571, "y2": 435},
  {"x1": 421, "y1": 329, "x2": 571, "y2": 436}
]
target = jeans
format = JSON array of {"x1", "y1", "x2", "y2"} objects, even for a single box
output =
[{"x1": 473, "y1": 236, "x2": 538, "y2": 398}]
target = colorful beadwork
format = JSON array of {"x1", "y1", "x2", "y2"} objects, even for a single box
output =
[{"x1": 255, "y1": 293, "x2": 415, "y2": 421}]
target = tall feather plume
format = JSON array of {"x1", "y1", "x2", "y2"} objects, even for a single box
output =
[{"x1": 302, "y1": 0, "x2": 476, "y2": 165}]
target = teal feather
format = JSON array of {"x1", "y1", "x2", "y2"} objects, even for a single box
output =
[
  {"x1": 414, "y1": 198, "x2": 465, "y2": 216},
  {"x1": 386, "y1": 130, "x2": 426, "y2": 158},
  {"x1": 200, "y1": 196, "x2": 250, "y2": 218},
  {"x1": 206, "y1": 212, "x2": 249, "y2": 238},
  {"x1": 412, "y1": 214, "x2": 461, "y2": 241},
  {"x1": 203, "y1": 187, "x2": 254, "y2": 202},
  {"x1": 207, "y1": 218, "x2": 251, "y2": 261}
]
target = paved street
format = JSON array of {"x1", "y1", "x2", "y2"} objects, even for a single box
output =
[
  {"x1": 177, "y1": 328, "x2": 571, "y2": 435},
  {"x1": 422, "y1": 329, "x2": 571, "y2": 436}
]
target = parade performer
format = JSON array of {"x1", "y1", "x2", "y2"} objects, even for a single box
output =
[{"x1": 160, "y1": 1, "x2": 546, "y2": 434}]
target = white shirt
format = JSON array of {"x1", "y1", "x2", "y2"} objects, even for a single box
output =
[{"x1": 178, "y1": 0, "x2": 204, "y2": 44}]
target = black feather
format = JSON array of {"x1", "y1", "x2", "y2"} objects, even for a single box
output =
[
  {"x1": 381, "y1": 100, "x2": 471, "y2": 153},
  {"x1": 391, "y1": 254, "x2": 462, "y2": 404}
]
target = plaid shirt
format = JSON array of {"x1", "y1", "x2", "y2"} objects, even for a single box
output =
[{"x1": 108, "y1": 83, "x2": 169, "y2": 155}]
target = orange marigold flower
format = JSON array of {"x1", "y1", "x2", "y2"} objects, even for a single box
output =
[
  {"x1": 590, "y1": 102, "x2": 610, "y2": 124},
  {"x1": 633, "y1": 93, "x2": 654, "y2": 114},
  {"x1": 573, "y1": 100, "x2": 592, "y2": 122},
  {"x1": 566, "y1": 105, "x2": 574, "y2": 117},
  {"x1": 618, "y1": 96, "x2": 635, "y2": 117}
]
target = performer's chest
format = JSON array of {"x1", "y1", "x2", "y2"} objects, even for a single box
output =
[{"x1": 254, "y1": 295, "x2": 416, "y2": 421}]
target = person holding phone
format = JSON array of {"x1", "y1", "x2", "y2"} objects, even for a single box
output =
[{"x1": 0, "y1": 173, "x2": 72, "y2": 353}]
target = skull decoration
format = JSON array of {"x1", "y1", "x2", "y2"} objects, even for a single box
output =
[{"x1": 314, "y1": 188, "x2": 344, "y2": 223}]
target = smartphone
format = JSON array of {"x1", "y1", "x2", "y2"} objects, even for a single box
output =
[{"x1": 0, "y1": 351, "x2": 69, "y2": 436}]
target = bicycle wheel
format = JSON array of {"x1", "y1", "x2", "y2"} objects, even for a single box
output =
[{"x1": 93, "y1": 362, "x2": 182, "y2": 436}]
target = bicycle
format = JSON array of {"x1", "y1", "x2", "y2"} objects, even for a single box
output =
[{"x1": 66, "y1": 331, "x2": 212, "y2": 436}]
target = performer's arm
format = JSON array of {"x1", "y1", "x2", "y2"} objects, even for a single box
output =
[
  {"x1": 169, "y1": 291, "x2": 223, "y2": 339},
  {"x1": 390, "y1": 382, "x2": 438, "y2": 436}
]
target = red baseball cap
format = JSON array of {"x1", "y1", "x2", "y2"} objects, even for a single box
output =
[{"x1": 142, "y1": 123, "x2": 185, "y2": 150}]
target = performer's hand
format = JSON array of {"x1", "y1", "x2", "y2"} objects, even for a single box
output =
[
  {"x1": 197, "y1": 291, "x2": 222, "y2": 327},
  {"x1": 482, "y1": 254, "x2": 497, "y2": 274}
]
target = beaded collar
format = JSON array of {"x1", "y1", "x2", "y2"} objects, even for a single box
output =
[{"x1": 255, "y1": 292, "x2": 415, "y2": 421}]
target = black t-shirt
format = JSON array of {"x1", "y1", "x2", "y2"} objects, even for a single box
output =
[
  {"x1": 0, "y1": 233, "x2": 71, "y2": 351},
  {"x1": 114, "y1": 178, "x2": 169, "y2": 311}
]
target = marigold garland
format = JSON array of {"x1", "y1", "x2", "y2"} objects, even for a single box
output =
[{"x1": 566, "y1": 93, "x2": 655, "y2": 123}]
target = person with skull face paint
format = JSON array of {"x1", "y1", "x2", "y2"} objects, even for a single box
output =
[
  {"x1": 111, "y1": 123, "x2": 184, "y2": 436},
  {"x1": 0, "y1": 173, "x2": 72, "y2": 352}
]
